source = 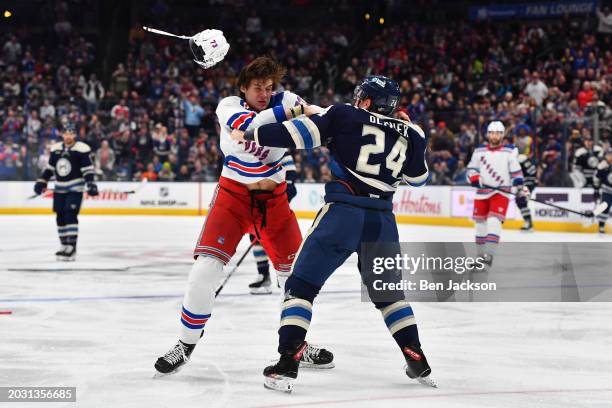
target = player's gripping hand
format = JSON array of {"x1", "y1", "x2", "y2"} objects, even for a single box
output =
[
  {"x1": 87, "y1": 182, "x2": 99, "y2": 197},
  {"x1": 397, "y1": 110, "x2": 412, "y2": 122},
  {"x1": 34, "y1": 180, "x2": 47, "y2": 195},
  {"x1": 190, "y1": 29, "x2": 230, "y2": 69},
  {"x1": 469, "y1": 174, "x2": 481, "y2": 188},
  {"x1": 230, "y1": 129, "x2": 246, "y2": 142}
]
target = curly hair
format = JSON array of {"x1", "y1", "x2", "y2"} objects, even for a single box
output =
[{"x1": 237, "y1": 56, "x2": 286, "y2": 93}]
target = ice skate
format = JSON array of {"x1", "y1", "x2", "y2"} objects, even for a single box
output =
[
  {"x1": 249, "y1": 271, "x2": 272, "y2": 295},
  {"x1": 154, "y1": 340, "x2": 196, "y2": 376},
  {"x1": 55, "y1": 245, "x2": 68, "y2": 257},
  {"x1": 299, "y1": 343, "x2": 334, "y2": 369},
  {"x1": 520, "y1": 219, "x2": 533, "y2": 232},
  {"x1": 403, "y1": 345, "x2": 437, "y2": 388},
  {"x1": 263, "y1": 342, "x2": 307, "y2": 393},
  {"x1": 56, "y1": 245, "x2": 76, "y2": 262}
]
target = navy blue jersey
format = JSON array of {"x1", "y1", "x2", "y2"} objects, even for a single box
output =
[
  {"x1": 38, "y1": 141, "x2": 94, "y2": 193},
  {"x1": 595, "y1": 160, "x2": 612, "y2": 196},
  {"x1": 518, "y1": 154, "x2": 537, "y2": 190},
  {"x1": 253, "y1": 104, "x2": 428, "y2": 199}
]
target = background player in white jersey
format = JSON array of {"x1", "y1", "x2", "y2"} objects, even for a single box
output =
[
  {"x1": 466, "y1": 121, "x2": 526, "y2": 265},
  {"x1": 154, "y1": 57, "x2": 333, "y2": 375}
]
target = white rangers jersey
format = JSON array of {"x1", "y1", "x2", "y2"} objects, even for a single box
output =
[
  {"x1": 215, "y1": 91, "x2": 303, "y2": 184},
  {"x1": 466, "y1": 144, "x2": 524, "y2": 199}
]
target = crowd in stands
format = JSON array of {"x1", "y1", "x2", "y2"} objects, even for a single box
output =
[{"x1": 1, "y1": 1, "x2": 611, "y2": 189}]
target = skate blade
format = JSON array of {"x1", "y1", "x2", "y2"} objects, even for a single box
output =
[
  {"x1": 153, "y1": 365, "x2": 183, "y2": 379},
  {"x1": 417, "y1": 376, "x2": 438, "y2": 388},
  {"x1": 56, "y1": 256, "x2": 76, "y2": 262},
  {"x1": 249, "y1": 287, "x2": 273, "y2": 295},
  {"x1": 299, "y1": 361, "x2": 335, "y2": 369},
  {"x1": 264, "y1": 375, "x2": 293, "y2": 393}
]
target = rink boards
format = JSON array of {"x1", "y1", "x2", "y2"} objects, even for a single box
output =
[{"x1": 0, "y1": 181, "x2": 607, "y2": 233}]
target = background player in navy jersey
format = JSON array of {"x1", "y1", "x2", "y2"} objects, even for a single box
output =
[
  {"x1": 33, "y1": 124, "x2": 98, "y2": 261},
  {"x1": 232, "y1": 76, "x2": 435, "y2": 391},
  {"x1": 594, "y1": 149, "x2": 612, "y2": 234}
]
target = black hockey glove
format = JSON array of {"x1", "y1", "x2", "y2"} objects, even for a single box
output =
[
  {"x1": 87, "y1": 183, "x2": 99, "y2": 197},
  {"x1": 34, "y1": 180, "x2": 47, "y2": 195},
  {"x1": 286, "y1": 180, "x2": 297, "y2": 202}
]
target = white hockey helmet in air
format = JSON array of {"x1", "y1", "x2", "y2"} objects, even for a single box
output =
[{"x1": 487, "y1": 121, "x2": 505, "y2": 133}]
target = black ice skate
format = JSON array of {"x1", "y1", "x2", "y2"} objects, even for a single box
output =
[
  {"x1": 263, "y1": 342, "x2": 307, "y2": 393},
  {"x1": 403, "y1": 345, "x2": 437, "y2": 388},
  {"x1": 482, "y1": 253, "x2": 494, "y2": 268},
  {"x1": 55, "y1": 245, "x2": 68, "y2": 257},
  {"x1": 599, "y1": 223, "x2": 606, "y2": 234},
  {"x1": 249, "y1": 271, "x2": 272, "y2": 295},
  {"x1": 56, "y1": 245, "x2": 76, "y2": 262},
  {"x1": 300, "y1": 343, "x2": 334, "y2": 369},
  {"x1": 154, "y1": 340, "x2": 196, "y2": 376},
  {"x1": 520, "y1": 219, "x2": 533, "y2": 231}
]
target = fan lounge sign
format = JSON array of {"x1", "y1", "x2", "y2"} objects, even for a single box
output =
[{"x1": 469, "y1": 0, "x2": 597, "y2": 21}]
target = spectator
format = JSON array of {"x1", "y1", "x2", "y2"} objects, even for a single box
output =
[
  {"x1": 83, "y1": 74, "x2": 105, "y2": 115},
  {"x1": 40, "y1": 99, "x2": 56, "y2": 121},
  {"x1": 176, "y1": 164, "x2": 191, "y2": 181},
  {"x1": 3, "y1": 35, "x2": 22, "y2": 64},
  {"x1": 141, "y1": 163, "x2": 158, "y2": 181},
  {"x1": 95, "y1": 140, "x2": 116, "y2": 180},
  {"x1": 577, "y1": 81, "x2": 594, "y2": 109},
  {"x1": 158, "y1": 162, "x2": 176, "y2": 181},
  {"x1": 245, "y1": 11, "x2": 262, "y2": 34},
  {"x1": 182, "y1": 93, "x2": 205, "y2": 139},
  {"x1": 524, "y1": 72, "x2": 548, "y2": 106},
  {"x1": 110, "y1": 99, "x2": 130, "y2": 121},
  {"x1": 596, "y1": 5, "x2": 612, "y2": 34}
]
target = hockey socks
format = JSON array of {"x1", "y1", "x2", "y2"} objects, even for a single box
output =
[
  {"x1": 377, "y1": 301, "x2": 420, "y2": 349},
  {"x1": 179, "y1": 255, "x2": 224, "y2": 344}
]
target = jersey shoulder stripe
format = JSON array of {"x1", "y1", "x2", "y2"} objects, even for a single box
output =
[
  {"x1": 227, "y1": 111, "x2": 256, "y2": 130},
  {"x1": 73, "y1": 141, "x2": 91, "y2": 153}
]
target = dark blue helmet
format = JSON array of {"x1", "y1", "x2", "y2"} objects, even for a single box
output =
[
  {"x1": 353, "y1": 75, "x2": 400, "y2": 116},
  {"x1": 63, "y1": 123, "x2": 76, "y2": 134}
]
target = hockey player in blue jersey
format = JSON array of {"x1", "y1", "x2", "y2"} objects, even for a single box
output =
[
  {"x1": 231, "y1": 75, "x2": 435, "y2": 391},
  {"x1": 34, "y1": 124, "x2": 99, "y2": 261},
  {"x1": 594, "y1": 149, "x2": 612, "y2": 234}
]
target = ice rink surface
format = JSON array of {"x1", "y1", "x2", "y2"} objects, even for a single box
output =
[{"x1": 1, "y1": 215, "x2": 612, "y2": 408}]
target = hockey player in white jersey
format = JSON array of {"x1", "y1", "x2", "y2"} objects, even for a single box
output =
[
  {"x1": 154, "y1": 56, "x2": 333, "y2": 375},
  {"x1": 466, "y1": 121, "x2": 526, "y2": 265}
]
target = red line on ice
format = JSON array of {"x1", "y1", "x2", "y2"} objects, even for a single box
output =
[{"x1": 248, "y1": 388, "x2": 612, "y2": 408}]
